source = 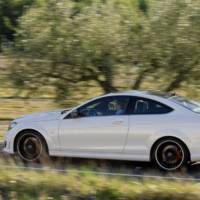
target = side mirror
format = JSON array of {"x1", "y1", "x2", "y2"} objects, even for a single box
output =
[{"x1": 70, "y1": 110, "x2": 80, "y2": 118}]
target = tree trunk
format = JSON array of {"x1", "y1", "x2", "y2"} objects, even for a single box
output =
[
  {"x1": 132, "y1": 68, "x2": 154, "y2": 90},
  {"x1": 97, "y1": 63, "x2": 117, "y2": 93},
  {"x1": 165, "y1": 69, "x2": 190, "y2": 92},
  {"x1": 97, "y1": 79, "x2": 117, "y2": 93}
]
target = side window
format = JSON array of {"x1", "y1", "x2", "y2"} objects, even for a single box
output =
[
  {"x1": 77, "y1": 96, "x2": 130, "y2": 117},
  {"x1": 132, "y1": 97, "x2": 173, "y2": 114}
]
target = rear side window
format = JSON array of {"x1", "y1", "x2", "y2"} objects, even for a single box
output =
[
  {"x1": 131, "y1": 97, "x2": 173, "y2": 114},
  {"x1": 170, "y1": 96, "x2": 200, "y2": 113}
]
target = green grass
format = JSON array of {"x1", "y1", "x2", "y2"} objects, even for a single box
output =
[{"x1": 0, "y1": 167, "x2": 199, "y2": 200}]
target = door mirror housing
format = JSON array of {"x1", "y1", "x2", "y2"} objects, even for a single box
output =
[{"x1": 70, "y1": 110, "x2": 80, "y2": 118}]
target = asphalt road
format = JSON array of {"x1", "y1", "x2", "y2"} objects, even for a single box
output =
[{"x1": 1, "y1": 142, "x2": 200, "y2": 179}]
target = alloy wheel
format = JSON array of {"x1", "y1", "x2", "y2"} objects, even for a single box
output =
[
  {"x1": 17, "y1": 133, "x2": 43, "y2": 162},
  {"x1": 155, "y1": 140, "x2": 185, "y2": 171}
]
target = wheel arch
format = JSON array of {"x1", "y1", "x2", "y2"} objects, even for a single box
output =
[
  {"x1": 13, "y1": 129, "x2": 49, "y2": 155},
  {"x1": 150, "y1": 136, "x2": 191, "y2": 162}
]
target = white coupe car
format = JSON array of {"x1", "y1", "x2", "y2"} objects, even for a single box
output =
[{"x1": 3, "y1": 91, "x2": 200, "y2": 170}]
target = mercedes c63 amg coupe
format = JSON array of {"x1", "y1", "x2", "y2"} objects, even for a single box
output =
[{"x1": 3, "y1": 91, "x2": 200, "y2": 170}]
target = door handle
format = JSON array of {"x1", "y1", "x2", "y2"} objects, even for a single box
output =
[{"x1": 112, "y1": 120, "x2": 124, "y2": 125}]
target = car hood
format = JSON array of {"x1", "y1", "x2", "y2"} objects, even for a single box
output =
[{"x1": 14, "y1": 108, "x2": 72, "y2": 123}]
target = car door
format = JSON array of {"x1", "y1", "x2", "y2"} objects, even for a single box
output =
[
  {"x1": 124, "y1": 96, "x2": 174, "y2": 159},
  {"x1": 59, "y1": 96, "x2": 130, "y2": 154}
]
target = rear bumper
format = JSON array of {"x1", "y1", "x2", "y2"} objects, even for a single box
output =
[
  {"x1": 191, "y1": 154, "x2": 200, "y2": 162},
  {"x1": 189, "y1": 145, "x2": 200, "y2": 162}
]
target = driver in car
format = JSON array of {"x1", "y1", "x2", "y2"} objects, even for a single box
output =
[{"x1": 115, "y1": 102, "x2": 126, "y2": 115}]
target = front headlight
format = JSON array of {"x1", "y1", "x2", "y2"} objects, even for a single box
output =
[{"x1": 8, "y1": 121, "x2": 18, "y2": 131}]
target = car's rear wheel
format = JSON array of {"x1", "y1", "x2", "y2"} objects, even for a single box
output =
[
  {"x1": 152, "y1": 138, "x2": 188, "y2": 171},
  {"x1": 16, "y1": 131, "x2": 48, "y2": 163}
]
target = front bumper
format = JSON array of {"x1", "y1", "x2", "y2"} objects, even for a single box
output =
[
  {"x1": 3, "y1": 129, "x2": 15, "y2": 154},
  {"x1": 3, "y1": 139, "x2": 14, "y2": 154}
]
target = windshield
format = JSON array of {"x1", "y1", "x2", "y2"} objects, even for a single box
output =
[{"x1": 170, "y1": 96, "x2": 200, "y2": 113}]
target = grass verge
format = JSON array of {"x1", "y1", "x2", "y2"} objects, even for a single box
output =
[{"x1": 0, "y1": 167, "x2": 200, "y2": 200}]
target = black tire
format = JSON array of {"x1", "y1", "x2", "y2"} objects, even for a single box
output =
[
  {"x1": 151, "y1": 138, "x2": 189, "y2": 171},
  {"x1": 16, "y1": 131, "x2": 49, "y2": 163}
]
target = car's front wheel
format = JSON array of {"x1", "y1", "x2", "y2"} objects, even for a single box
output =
[
  {"x1": 16, "y1": 131, "x2": 48, "y2": 163},
  {"x1": 152, "y1": 138, "x2": 189, "y2": 171}
]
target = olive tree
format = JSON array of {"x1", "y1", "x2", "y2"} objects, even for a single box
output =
[
  {"x1": 130, "y1": 0, "x2": 200, "y2": 92},
  {"x1": 9, "y1": 0, "x2": 139, "y2": 100}
]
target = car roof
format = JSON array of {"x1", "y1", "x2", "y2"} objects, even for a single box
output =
[{"x1": 103, "y1": 90, "x2": 173, "y2": 99}]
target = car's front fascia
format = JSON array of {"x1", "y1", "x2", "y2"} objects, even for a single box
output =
[{"x1": 3, "y1": 109, "x2": 72, "y2": 155}]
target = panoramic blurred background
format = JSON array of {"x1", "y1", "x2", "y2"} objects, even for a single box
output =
[
  {"x1": 0, "y1": 0, "x2": 200, "y2": 140},
  {"x1": 0, "y1": 0, "x2": 200, "y2": 199}
]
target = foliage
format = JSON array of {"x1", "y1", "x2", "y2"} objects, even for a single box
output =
[
  {"x1": 130, "y1": 0, "x2": 200, "y2": 92},
  {"x1": 4, "y1": 0, "x2": 200, "y2": 101},
  {"x1": 9, "y1": 0, "x2": 141, "y2": 100},
  {"x1": 0, "y1": 0, "x2": 34, "y2": 48},
  {"x1": 0, "y1": 168, "x2": 200, "y2": 200}
]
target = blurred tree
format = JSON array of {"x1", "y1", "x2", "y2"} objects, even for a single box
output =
[
  {"x1": 0, "y1": 0, "x2": 34, "y2": 48},
  {"x1": 138, "y1": 0, "x2": 148, "y2": 14},
  {"x1": 130, "y1": 0, "x2": 200, "y2": 92},
  {"x1": 9, "y1": 0, "x2": 139, "y2": 100},
  {"x1": 7, "y1": 0, "x2": 200, "y2": 101}
]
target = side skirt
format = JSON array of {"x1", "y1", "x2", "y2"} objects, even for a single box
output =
[{"x1": 49, "y1": 150, "x2": 150, "y2": 162}]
